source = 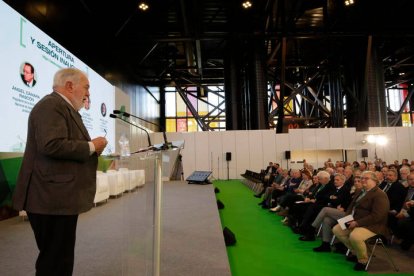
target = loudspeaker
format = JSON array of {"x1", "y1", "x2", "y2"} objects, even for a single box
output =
[
  {"x1": 223, "y1": 227, "x2": 236, "y2": 246},
  {"x1": 217, "y1": 199, "x2": 224, "y2": 209},
  {"x1": 186, "y1": 171, "x2": 212, "y2": 184},
  {"x1": 226, "y1": 152, "x2": 232, "y2": 161},
  {"x1": 285, "y1": 150, "x2": 291, "y2": 159},
  {"x1": 361, "y1": 149, "x2": 368, "y2": 158}
]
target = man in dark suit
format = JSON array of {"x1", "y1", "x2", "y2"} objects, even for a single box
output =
[
  {"x1": 13, "y1": 68, "x2": 108, "y2": 276},
  {"x1": 380, "y1": 169, "x2": 407, "y2": 230},
  {"x1": 332, "y1": 171, "x2": 390, "y2": 271},
  {"x1": 21, "y1": 62, "x2": 37, "y2": 87}
]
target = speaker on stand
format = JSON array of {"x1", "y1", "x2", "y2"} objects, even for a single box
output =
[
  {"x1": 361, "y1": 149, "x2": 368, "y2": 161},
  {"x1": 226, "y1": 152, "x2": 231, "y2": 181},
  {"x1": 285, "y1": 150, "x2": 291, "y2": 170}
]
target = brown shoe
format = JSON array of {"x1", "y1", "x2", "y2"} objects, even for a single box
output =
[{"x1": 278, "y1": 209, "x2": 289, "y2": 216}]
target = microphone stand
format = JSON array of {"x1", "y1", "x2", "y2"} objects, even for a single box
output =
[
  {"x1": 113, "y1": 110, "x2": 173, "y2": 150},
  {"x1": 109, "y1": 113, "x2": 153, "y2": 150}
]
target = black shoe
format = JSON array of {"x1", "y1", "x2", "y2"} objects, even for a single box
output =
[
  {"x1": 333, "y1": 242, "x2": 348, "y2": 254},
  {"x1": 313, "y1": 242, "x2": 331, "y2": 252},
  {"x1": 346, "y1": 254, "x2": 358, "y2": 263},
  {"x1": 254, "y1": 194, "x2": 261, "y2": 198},
  {"x1": 299, "y1": 235, "x2": 315, "y2": 241},
  {"x1": 353, "y1": 262, "x2": 366, "y2": 271}
]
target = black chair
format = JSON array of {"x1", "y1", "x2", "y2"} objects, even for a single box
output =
[{"x1": 365, "y1": 234, "x2": 399, "y2": 272}]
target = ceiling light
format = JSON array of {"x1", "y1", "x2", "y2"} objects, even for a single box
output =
[
  {"x1": 138, "y1": 2, "x2": 149, "y2": 11},
  {"x1": 344, "y1": 0, "x2": 355, "y2": 6},
  {"x1": 242, "y1": 1, "x2": 252, "y2": 9}
]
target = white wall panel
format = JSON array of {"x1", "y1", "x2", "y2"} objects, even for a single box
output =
[
  {"x1": 275, "y1": 133, "x2": 290, "y2": 169},
  {"x1": 289, "y1": 129, "x2": 303, "y2": 150},
  {"x1": 379, "y1": 127, "x2": 398, "y2": 163},
  {"x1": 395, "y1": 127, "x2": 411, "y2": 162},
  {"x1": 208, "y1": 132, "x2": 223, "y2": 179},
  {"x1": 329, "y1": 128, "x2": 343, "y2": 149},
  {"x1": 410, "y1": 127, "x2": 414, "y2": 160},
  {"x1": 222, "y1": 131, "x2": 237, "y2": 179},
  {"x1": 249, "y1": 131, "x2": 264, "y2": 172},
  {"x1": 343, "y1": 128, "x2": 356, "y2": 149},
  {"x1": 261, "y1": 130, "x2": 277, "y2": 167},
  {"x1": 235, "y1": 131, "x2": 250, "y2": 177},
  {"x1": 194, "y1": 132, "x2": 209, "y2": 171},
  {"x1": 302, "y1": 129, "x2": 316, "y2": 150},
  {"x1": 181, "y1": 132, "x2": 195, "y2": 179},
  {"x1": 316, "y1": 128, "x2": 330, "y2": 149}
]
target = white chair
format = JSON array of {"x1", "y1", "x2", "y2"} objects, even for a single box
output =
[
  {"x1": 135, "y1": 170, "x2": 145, "y2": 187},
  {"x1": 106, "y1": 170, "x2": 125, "y2": 197},
  {"x1": 129, "y1": 170, "x2": 138, "y2": 189},
  {"x1": 94, "y1": 173, "x2": 110, "y2": 205},
  {"x1": 119, "y1": 168, "x2": 133, "y2": 191}
]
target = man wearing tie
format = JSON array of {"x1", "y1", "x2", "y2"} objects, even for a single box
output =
[
  {"x1": 380, "y1": 169, "x2": 407, "y2": 230},
  {"x1": 21, "y1": 62, "x2": 37, "y2": 87},
  {"x1": 13, "y1": 68, "x2": 108, "y2": 276}
]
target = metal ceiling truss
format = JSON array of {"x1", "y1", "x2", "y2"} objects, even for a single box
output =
[{"x1": 174, "y1": 82, "x2": 225, "y2": 131}]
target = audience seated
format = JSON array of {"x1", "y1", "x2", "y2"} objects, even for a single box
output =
[
  {"x1": 311, "y1": 176, "x2": 362, "y2": 252},
  {"x1": 296, "y1": 173, "x2": 351, "y2": 241}
]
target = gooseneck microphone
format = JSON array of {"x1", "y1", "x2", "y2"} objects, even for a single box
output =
[
  {"x1": 113, "y1": 109, "x2": 172, "y2": 149},
  {"x1": 109, "y1": 113, "x2": 152, "y2": 147}
]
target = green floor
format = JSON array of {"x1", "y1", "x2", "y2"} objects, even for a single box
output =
[{"x1": 214, "y1": 180, "x2": 410, "y2": 276}]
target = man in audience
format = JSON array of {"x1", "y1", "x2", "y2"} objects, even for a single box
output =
[
  {"x1": 399, "y1": 166, "x2": 410, "y2": 188},
  {"x1": 390, "y1": 172, "x2": 414, "y2": 233},
  {"x1": 394, "y1": 199, "x2": 414, "y2": 250},
  {"x1": 332, "y1": 171, "x2": 390, "y2": 271},
  {"x1": 312, "y1": 176, "x2": 362, "y2": 253},
  {"x1": 379, "y1": 169, "x2": 407, "y2": 230},
  {"x1": 297, "y1": 173, "x2": 351, "y2": 241}
]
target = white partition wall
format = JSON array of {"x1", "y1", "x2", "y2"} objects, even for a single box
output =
[
  {"x1": 222, "y1": 131, "x2": 237, "y2": 179},
  {"x1": 235, "y1": 131, "x2": 250, "y2": 178},
  {"x1": 248, "y1": 131, "x2": 264, "y2": 172},
  {"x1": 262, "y1": 130, "x2": 277, "y2": 167},
  {"x1": 181, "y1": 132, "x2": 196, "y2": 177},
  {"x1": 208, "y1": 132, "x2": 223, "y2": 179},
  {"x1": 275, "y1": 133, "x2": 290, "y2": 169},
  {"x1": 168, "y1": 127, "x2": 414, "y2": 180},
  {"x1": 194, "y1": 132, "x2": 209, "y2": 170}
]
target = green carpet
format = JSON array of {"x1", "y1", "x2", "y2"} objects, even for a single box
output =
[{"x1": 214, "y1": 180, "x2": 409, "y2": 276}]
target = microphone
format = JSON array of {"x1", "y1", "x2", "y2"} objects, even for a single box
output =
[
  {"x1": 113, "y1": 110, "x2": 158, "y2": 127},
  {"x1": 113, "y1": 109, "x2": 173, "y2": 149},
  {"x1": 109, "y1": 114, "x2": 152, "y2": 147}
]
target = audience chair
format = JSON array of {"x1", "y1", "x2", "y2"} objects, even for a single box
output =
[{"x1": 365, "y1": 234, "x2": 399, "y2": 272}]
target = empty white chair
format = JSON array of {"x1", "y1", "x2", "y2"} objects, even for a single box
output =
[
  {"x1": 135, "y1": 170, "x2": 145, "y2": 187},
  {"x1": 106, "y1": 170, "x2": 124, "y2": 197},
  {"x1": 94, "y1": 173, "x2": 109, "y2": 205}
]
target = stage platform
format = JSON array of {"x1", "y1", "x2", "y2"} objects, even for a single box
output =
[{"x1": 0, "y1": 181, "x2": 231, "y2": 276}]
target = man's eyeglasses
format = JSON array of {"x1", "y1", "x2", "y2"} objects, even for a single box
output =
[{"x1": 361, "y1": 177, "x2": 371, "y2": 180}]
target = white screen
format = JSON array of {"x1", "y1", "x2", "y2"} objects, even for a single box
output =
[{"x1": 0, "y1": 1, "x2": 115, "y2": 154}]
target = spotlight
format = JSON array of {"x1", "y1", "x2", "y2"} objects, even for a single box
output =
[
  {"x1": 138, "y1": 2, "x2": 149, "y2": 11},
  {"x1": 242, "y1": 1, "x2": 252, "y2": 9}
]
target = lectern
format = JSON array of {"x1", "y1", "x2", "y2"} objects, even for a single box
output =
[{"x1": 138, "y1": 145, "x2": 182, "y2": 276}]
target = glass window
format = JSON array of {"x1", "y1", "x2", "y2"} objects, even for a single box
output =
[
  {"x1": 166, "y1": 118, "x2": 176, "y2": 132},
  {"x1": 176, "y1": 93, "x2": 187, "y2": 117},
  {"x1": 187, "y1": 118, "x2": 198, "y2": 132},
  {"x1": 176, "y1": 118, "x2": 187, "y2": 132},
  {"x1": 165, "y1": 92, "x2": 176, "y2": 117}
]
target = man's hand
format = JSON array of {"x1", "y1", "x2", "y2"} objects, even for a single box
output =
[{"x1": 92, "y1": 137, "x2": 108, "y2": 156}]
